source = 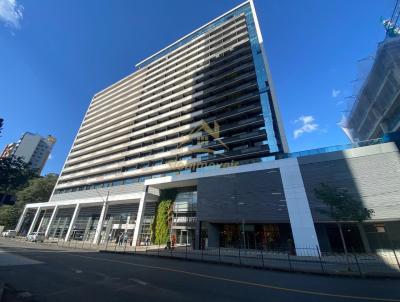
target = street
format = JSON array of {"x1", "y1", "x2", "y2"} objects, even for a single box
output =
[{"x1": 0, "y1": 238, "x2": 399, "y2": 302}]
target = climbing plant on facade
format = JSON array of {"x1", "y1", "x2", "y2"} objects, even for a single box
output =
[{"x1": 153, "y1": 200, "x2": 173, "y2": 244}]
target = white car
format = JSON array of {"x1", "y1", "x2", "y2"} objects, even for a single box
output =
[
  {"x1": 2, "y1": 230, "x2": 17, "y2": 238},
  {"x1": 26, "y1": 232, "x2": 45, "y2": 242}
]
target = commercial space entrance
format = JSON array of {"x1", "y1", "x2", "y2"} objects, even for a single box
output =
[
  {"x1": 172, "y1": 229, "x2": 195, "y2": 246},
  {"x1": 218, "y1": 223, "x2": 293, "y2": 250}
]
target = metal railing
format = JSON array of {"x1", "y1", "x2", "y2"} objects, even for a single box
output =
[{"x1": 9, "y1": 236, "x2": 400, "y2": 278}]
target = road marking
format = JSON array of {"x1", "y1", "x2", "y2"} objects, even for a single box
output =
[
  {"x1": 65, "y1": 253, "x2": 400, "y2": 302},
  {"x1": 130, "y1": 278, "x2": 148, "y2": 286},
  {"x1": 17, "y1": 292, "x2": 33, "y2": 298}
]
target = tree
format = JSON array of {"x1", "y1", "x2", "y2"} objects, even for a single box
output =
[
  {"x1": 0, "y1": 156, "x2": 36, "y2": 195},
  {"x1": 0, "y1": 174, "x2": 58, "y2": 229},
  {"x1": 314, "y1": 183, "x2": 374, "y2": 267},
  {"x1": 15, "y1": 173, "x2": 58, "y2": 205},
  {"x1": 0, "y1": 206, "x2": 19, "y2": 229},
  {"x1": 0, "y1": 118, "x2": 3, "y2": 136}
]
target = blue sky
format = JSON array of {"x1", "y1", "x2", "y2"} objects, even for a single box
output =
[{"x1": 0, "y1": 0, "x2": 394, "y2": 175}]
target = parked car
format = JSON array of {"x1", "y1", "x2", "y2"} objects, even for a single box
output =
[
  {"x1": 2, "y1": 230, "x2": 17, "y2": 238},
  {"x1": 26, "y1": 232, "x2": 45, "y2": 242}
]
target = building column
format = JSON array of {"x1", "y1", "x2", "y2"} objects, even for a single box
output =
[
  {"x1": 93, "y1": 201, "x2": 108, "y2": 245},
  {"x1": 64, "y1": 204, "x2": 80, "y2": 242},
  {"x1": 280, "y1": 158, "x2": 320, "y2": 256},
  {"x1": 27, "y1": 207, "x2": 41, "y2": 235},
  {"x1": 15, "y1": 206, "x2": 28, "y2": 234},
  {"x1": 132, "y1": 186, "x2": 148, "y2": 246},
  {"x1": 45, "y1": 205, "x2": 59, "y2": 238}
]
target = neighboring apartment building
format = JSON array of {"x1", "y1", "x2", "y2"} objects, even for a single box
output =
[
  {"x1": 0, "y1": 143, "x2": 17, "y2": 158},
  {"x1": 1, "y1": 132, "x2": 56, "y2": 174},
  {"x1": 16, "y1": 1, "x2": 400, "y2": 255},
  {"x1": 343, "y1": 36, "x2": 400, "y2": 142}
]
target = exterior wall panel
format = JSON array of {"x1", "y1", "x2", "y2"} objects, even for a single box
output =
[
  {"x1": 197, "y1": 169, "x2": 289, "y2": 223},
  {"x1": 299, "y1": 147, "x2": 400, "y2": 221}
]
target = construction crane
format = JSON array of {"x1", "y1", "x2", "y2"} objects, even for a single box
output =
[{"x1": 382, "y1": 0, "x2": 400, "y2": 37}]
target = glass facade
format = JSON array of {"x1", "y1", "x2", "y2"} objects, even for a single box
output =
[
  {"x1": 136, "y1": 3, "x2": 282, "y2": 153},
  {"x1": 283, "y1": 131, "x2": 400, "y2": 159}
]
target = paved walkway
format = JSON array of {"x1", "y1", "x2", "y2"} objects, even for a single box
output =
[{"x1": 10, "y1": 237, "x2": 400, "y2": 278}]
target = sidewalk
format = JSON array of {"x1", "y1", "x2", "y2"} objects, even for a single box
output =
[{"x1": 7, "y1": 237, "x2": 400, "y2": 278}]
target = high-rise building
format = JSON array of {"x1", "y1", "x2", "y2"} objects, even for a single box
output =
[
  {"x1": 17, "y1": 1, "x2": 400, "y2": 255},
  {"x1": 54, "y1": 1, "x2": 287, "y2": 194},
  {"x1": 1, "y1": 132, "x2": 56, "y2": 174},
  {"x1": 343, "y1": 36, "x2": 400, "y2": 142}
]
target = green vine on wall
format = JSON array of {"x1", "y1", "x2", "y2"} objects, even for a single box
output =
[
  {"x1": 151, "y1": 189, "x2": 177, "y2": 244},
  {"x1": 152, "y1": 200, "x2": 173, "y2": 244}
]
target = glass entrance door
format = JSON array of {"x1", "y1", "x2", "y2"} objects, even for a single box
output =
[{"x1": 180, "y1": 230, "x2": 188, "y2": 245}]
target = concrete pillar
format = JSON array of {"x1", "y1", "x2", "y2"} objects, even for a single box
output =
[
  {"x1": 132, "y1": 187, "x2": 148, "y2": 246},
  {"x1": 45, "y1": 205, "x2": 59, "y2": 238},
  {"x1": 65, "y1": 204, "x2": 80, "y2": 242},
  {"x1": 15, "y1": 206, "x2": 28, "y2": 234},
  {"x1": 93, "y1": 201, "x2": 108, "y2": 245},
  {"x1": 27, "y1": 207, "x2": 41, "y2": 235},
  {"x1": 280, "y1": 158, "x2": 320, "y2": 256}
]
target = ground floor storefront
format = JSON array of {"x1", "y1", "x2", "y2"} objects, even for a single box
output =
[
  {"x1": 316, "y1": 221, "x2": 400, "y2": 253},
  {"x1": 16, "y1": 200, "x2": 400, "y2": 255},
  {"x1": 197, "y1": 221, "x2": 400, "y2": 254},
  {"x1": 15, "y1": 193, "x2": 158, "y2": 247},
  {"x1": 203, "y1": 223, "x2": 293, "y2": 250}
]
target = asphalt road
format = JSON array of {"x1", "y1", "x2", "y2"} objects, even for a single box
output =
[{"x1": 0, "y1": 238, "x2": 399, "y2": 302}]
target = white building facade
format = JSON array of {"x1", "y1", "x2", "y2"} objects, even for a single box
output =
[
  {"x1": 17, "y1": 1, "x2": 400, "y2": 255},
  {"x1": 1, "y1": 132, "x2": 56, "y2": 174}
]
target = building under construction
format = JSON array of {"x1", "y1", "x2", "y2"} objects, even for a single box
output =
[
  {"x1": 344, "y1": 2, "x2": 400, "y2": 142},
  {"x1": 344, "y1": 36, "x2": 400, "y2": 142}
]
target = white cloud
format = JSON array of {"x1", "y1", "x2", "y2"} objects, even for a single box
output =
[
  {"x1": 48, "y1": 154, "x2": 53, "y2": 160},
  {"x1": 293, "y1": 115, "x2": 319, "y2": 139},
  {"x1": 295, "y1": 115, "x2": 314, "y2": 124},
  {"x1": 0, "y1": 0, "x2": 23, "y2": 28},
  {"x1": 332, "y1": 89, "x2": 341, "y2": 98}
]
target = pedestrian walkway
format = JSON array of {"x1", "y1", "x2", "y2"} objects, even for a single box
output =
[{"x1": 8, "y1": 237, "x2": 400, "y2": 278}]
